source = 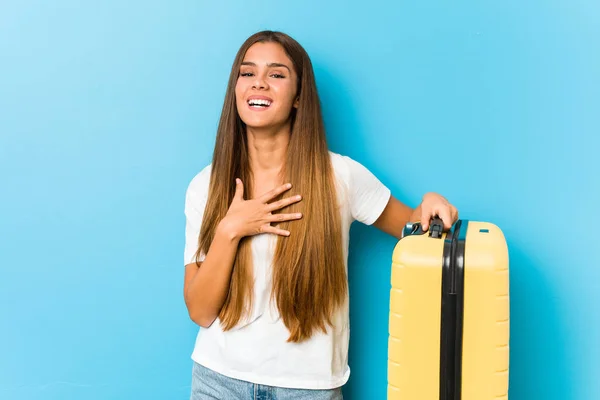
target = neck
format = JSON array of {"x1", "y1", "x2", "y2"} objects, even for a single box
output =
[{"x1": 246, "y1": 123, "x2": 290, "y2": 176}]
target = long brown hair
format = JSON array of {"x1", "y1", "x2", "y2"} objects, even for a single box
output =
[{"x1": 195, "y1": 31, "x2": 346, "y2": 343}]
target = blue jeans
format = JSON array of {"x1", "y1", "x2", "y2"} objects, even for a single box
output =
[{"x1": 190, "y1": 361, "x2": 344, "y2": 400}]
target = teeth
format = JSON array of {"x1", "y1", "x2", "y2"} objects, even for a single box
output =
[{"x1": 248, "y1": 99, "x2": 272, "y2": 106}]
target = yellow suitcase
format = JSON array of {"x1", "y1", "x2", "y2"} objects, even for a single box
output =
[{"x1": 387, "y1": 218, "x2": 509, "y2": 400}]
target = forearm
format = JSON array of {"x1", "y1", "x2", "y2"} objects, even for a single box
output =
[
  {"x1": 373, "y1": 196, "x2": 424, "y2": 239},
  {"x1": 184, "y1": 221, "x2": 241, "y2": 327}
]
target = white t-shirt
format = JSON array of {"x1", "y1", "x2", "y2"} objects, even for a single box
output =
[{"x1": 183, "y1": 151, "x2": 391, "y2": 390}]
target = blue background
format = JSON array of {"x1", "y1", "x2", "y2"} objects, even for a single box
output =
[{"x1": 1, "y1": 1, "x2": 598, "y2": 399}]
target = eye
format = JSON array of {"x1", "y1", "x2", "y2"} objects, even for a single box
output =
[
  {"x1": 240, "y1": 72, "x2": 254, "y2": 77},
  {"x1": 270, "y1": 73, "x2": 286, "y2": 79}
]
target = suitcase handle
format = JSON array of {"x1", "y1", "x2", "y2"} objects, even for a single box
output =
[
  {"x1": 401, "y1": 216, "x2": 446, "y2": 239},
  {"x1": 429, "y1": 217, "x2": 445, "y2": 239}
]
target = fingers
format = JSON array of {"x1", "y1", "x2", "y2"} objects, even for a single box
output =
[
  {"x1": 234, "y1": 178, "x2": 244, "y2": 201},
  {"x1": 420, "y1": 208, "x2": 430, "y2": 231},
  {"x1": 261, "y1": 225, "x2": 291, "y2": 237},
  {"x1": 451, "y1": 206, "x2": 459, "y2": 223},
  {"x1": 266, "y1": 194, "x2": 302, "y2": 212},
  {"x1": 421, "y1": 207, "x2": 454, "y2": 231},
  {"x1": 419, "y1": 192, "x2": 459, "y2": 232},
  {"x1": 437, "y1": 207, "x2": 453, "y2": 230},
  {"x1": 268, "y1": 212, "x2": 303, "y2": 223},
  {"x1": 259, "y1": 182, "x2": 293, "y2": 203}
]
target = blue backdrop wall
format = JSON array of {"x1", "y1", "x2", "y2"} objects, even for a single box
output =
[{"x1": 1, "y1": 1, "x2": 598, "y2": 399}]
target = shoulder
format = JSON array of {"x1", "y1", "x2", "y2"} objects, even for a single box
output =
[
  {"x1": 328, "y1": 150, "x2": 375, "y2": 182},
  {"x1": 328, "y1": 150, "x2": 383, "y2": 198},
  {"x1": 328, "y1": 150, "x2": 391, "y2": 225},
  {"x1": 328, "y1": 151, "x2": 354, "y2": 177},
  {"x1": 185, "y1": 163, "x2": 212, "y2": 202},
  {"x1": 328, "y1": 150, "x2": 350, "y2": 167},
  {"x1": 327, "y1": 151, "x2": 353, "y2": 192}
]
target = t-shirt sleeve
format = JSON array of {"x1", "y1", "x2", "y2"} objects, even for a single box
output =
[
  {"x1": 343, "y1": 155, "x2": 391, "y2": 225},
  {"x1": 183, "y1": 168, "x2": 210, "y2": 265}
]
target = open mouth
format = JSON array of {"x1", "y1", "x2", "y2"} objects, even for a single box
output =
[{"x1": 247, "y1": 99, "x2": 272, "y2": 109}]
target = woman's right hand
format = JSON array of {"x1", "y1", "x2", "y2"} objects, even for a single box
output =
[{"x1": 219, "y1": 179, "x2": 303, "y2": 239}]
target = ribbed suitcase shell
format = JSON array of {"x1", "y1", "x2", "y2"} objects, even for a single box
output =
[{"x1": 387, "y1": 220, "x2": 509, "y2": 400}]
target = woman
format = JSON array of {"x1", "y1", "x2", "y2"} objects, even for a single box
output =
[{"x1": 183, "y1": 30, "x2": 459, "y2": 399}]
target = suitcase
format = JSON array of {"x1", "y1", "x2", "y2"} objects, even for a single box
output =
[{"x1": 387, "y1": 218, "x2": 509, "y2": 400}]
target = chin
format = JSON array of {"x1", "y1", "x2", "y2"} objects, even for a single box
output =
[
  {"x1": 240, "y1": 117, "x2": 271, "y2": 129},
  {"x1": 246, "y1": 123, "x2": 286, "y2": 132},
  {"x1": 240, "y1": 115, "x2": 287, "y2": 131}
]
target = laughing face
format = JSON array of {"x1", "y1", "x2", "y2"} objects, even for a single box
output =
[{"x1": 235, "y1": 42, "x2": 300, "y2": 131}]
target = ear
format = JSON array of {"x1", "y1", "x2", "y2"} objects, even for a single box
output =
[{"x1": 293, "y1": 96, "x2": 299, "y2": 108}]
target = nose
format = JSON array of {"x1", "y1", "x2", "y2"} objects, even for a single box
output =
[{"x1": 252, "y1": 74, "x2": 268, "y2": 90}]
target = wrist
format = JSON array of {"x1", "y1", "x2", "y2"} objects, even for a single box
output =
[
  {"x1": 217, "y1": 218, "x2": 241, "y2": 242},
  {"x1": 410, "y1": 205, "x2": 421, "y2": 223}
]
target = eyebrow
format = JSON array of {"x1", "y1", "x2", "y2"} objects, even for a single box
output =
[{"x1": 241, "y1": 61, "x2": 291, "y2": 73}]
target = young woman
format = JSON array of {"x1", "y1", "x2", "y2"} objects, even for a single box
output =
[{"x1": 183, "y1": 30, "x2": 459, "y2": 399}]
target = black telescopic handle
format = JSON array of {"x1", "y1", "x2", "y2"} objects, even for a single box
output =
[
  {"x1": 401, "y1": 216, "x2": 447, "y2": 239},
  {"x1": 429, "y1": 216, "x2": 444, "y2": 239}
]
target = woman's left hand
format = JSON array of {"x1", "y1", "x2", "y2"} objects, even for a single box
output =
[{"x1": 419, "y1": 192, "x2": 459, "y2": 231}]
